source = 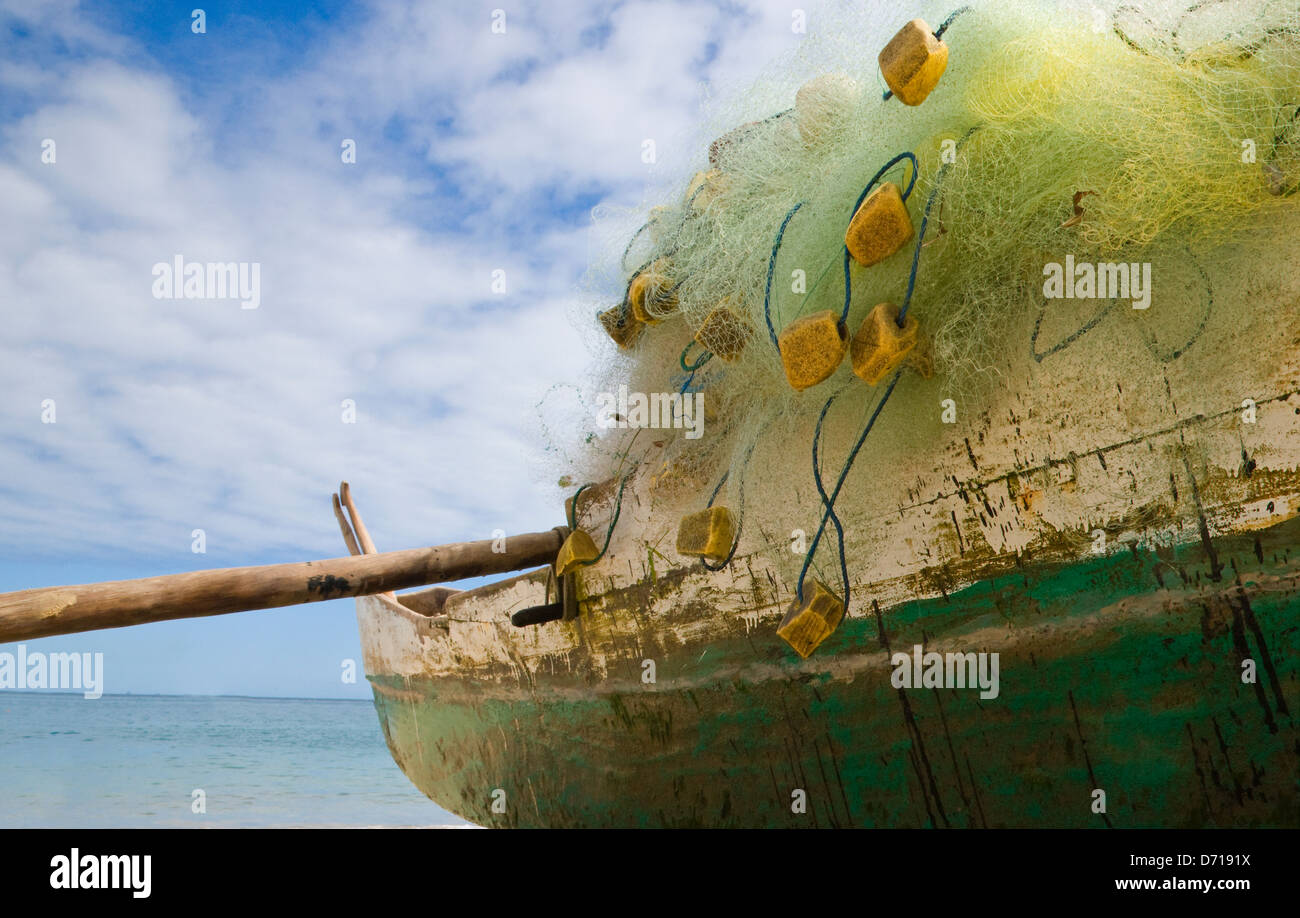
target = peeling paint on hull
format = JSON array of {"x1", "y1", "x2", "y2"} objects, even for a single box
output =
[{"x1": 362, "y1": 516, "x2": 1300, "y2": 828}]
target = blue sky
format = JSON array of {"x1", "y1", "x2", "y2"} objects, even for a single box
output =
[{"x1": 0, "y1": 0, "x2": 828, "y2": 696}]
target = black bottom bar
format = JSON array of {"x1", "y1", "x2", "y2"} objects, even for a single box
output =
[{"x1": 4, "y1": 827, "x2": 1287, "y2": 905}]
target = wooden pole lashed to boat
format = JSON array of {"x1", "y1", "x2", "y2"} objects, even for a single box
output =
[{"x1": 0, "y1": 529, "x2": 568, "y2": 644}]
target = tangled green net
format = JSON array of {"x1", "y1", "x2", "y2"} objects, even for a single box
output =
[{"x1": 539, "y1": 0, "x2": 1300, "y2": 588}]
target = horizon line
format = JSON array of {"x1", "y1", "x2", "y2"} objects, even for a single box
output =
[{"x1": 0, "y1": 689, "x2": 373, "y2": 702}]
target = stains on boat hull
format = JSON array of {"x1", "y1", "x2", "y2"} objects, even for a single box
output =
[{"x1": 361, "y1": 516, "x2": 1300, "y2": 828}]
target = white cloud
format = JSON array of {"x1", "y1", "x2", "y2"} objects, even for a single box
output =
[{"x1": 0, "y1": 0, "x2": 843, "y2": 568}]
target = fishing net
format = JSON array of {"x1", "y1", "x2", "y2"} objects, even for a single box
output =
[{"x1": 536, "y1": 0, "x2": 1300, "y2": 612}]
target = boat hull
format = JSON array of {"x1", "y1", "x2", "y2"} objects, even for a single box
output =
[
  {"x1": 360, "y1": 515, "x2": 1299, "y2": 828},
  {"x1": 356, "y1": 246, "x2": 1300, "y2": 826}
]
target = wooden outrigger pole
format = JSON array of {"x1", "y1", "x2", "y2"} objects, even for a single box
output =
[{"x1": 0, "y1": 483, "x2": 567, "y2": 643}]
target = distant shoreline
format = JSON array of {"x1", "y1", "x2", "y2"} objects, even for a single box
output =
[{"x1": 0, "y1": 690, "x2": 372, "y2": 702}]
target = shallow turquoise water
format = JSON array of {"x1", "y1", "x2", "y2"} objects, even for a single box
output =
[{"x1": 0, "y1": 692, "x2": 467, "y2": 827}]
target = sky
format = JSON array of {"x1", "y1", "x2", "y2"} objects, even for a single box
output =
[{"x1": 0, "y1": 0, "x2": 836, "y2": 697}]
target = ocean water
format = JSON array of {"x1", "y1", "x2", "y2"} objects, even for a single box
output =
[{"x1": 0, "y1": 692, "x2": 469, "y2": 828}]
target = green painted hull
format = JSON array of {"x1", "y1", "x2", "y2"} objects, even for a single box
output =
[{"x1": 367, "y1": 515, "x2": 1300, "y2": 828}]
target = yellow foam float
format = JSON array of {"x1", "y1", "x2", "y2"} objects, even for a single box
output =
[
  {"x1": 598, "y1": 306, "x2": 644, "y2": 349},
  {"x1": 675, "y1": 506, "x2": 737, "y2": 562},
  {"x1": 845, "y1": 181, "x2": 914, "y2": 267},
  {"x1": 694, "y1": 299, "x2": 751, "y2": 362},
  {"x1": 879, "y1": 18, "x2": 949, "y2": 106},
  {"x1": 555, "y1": 529, "x2": 600, "y2": 577},
  {"x1": 778, "y1": 310, "x2": 848, "y2": 391},
  {"x1": 777, "y1": 579, "x2": 845, "y2": 658},
  {"x1": 628, "y1": 259, "x2": 678, "y2": 325},
  {"x1": 851, "y1": 302, "x2": 920, "y2": 385}
]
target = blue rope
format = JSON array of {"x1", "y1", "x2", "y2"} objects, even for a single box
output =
[
  {"x1": 796, "y1": 369, "x2": 904, "y2": 606},
  {"x1": 671, "y1": 337, "x2": 714, "y2": 426},
  {"x1": 810, "y1": 395, "x2": 851, "y2": 604},
  {"x1": 670, "y1": 365, "x2": 698, "y2": 425},
  {"x1": 680, "y1": 340, "x2": 713, "y2": 373},
  {"x1": 566, "y1": 475, "x2": 631, "y2": 565},
  {"x1": 699, "y1": 440, "x2": 759, "y2": 571},
  {"x1": 841, "y1": 151, "x2": 918, "y2": 325},
  {"x1": 764, "y1": 201, "x2": 807, "y2": 353},
  {"x1": 566, "y1": 484, "x2": 590, "y2": 531},
  {"x1": 898, "y1": 125, "x2": 978, "y2": 325},
  {"x1": 706, "y1": 471, "x2": 729, "y2": 508},
  {"x1": 897, "y1": 188, "x2": 937, "y2": 325},
  {"x1": 934, "y1": 4, "x2": 971, "y2": 39}
]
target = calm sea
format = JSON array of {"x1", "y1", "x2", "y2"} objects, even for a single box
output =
[{"x1": 0, "y1": 692, "x2": 469, "y2": 827}]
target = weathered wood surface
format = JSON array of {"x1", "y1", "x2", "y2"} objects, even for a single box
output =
[
  {"x1": 0, "y1": 529, "x2": 566, "y2": 642},
  {"x1": 357, "y1": 213, "x2": 1300, "y2": 826},
  {"x1": 361, "y1": 522, "x2": 1299, "y2": 826}
]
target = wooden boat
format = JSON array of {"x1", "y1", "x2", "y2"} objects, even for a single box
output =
[
  {"x1": 337, "y1": 8, "x2": 1300, "y2": 827},
  {"x1": 351, "y1": 238, "x2": 1300, "y2": 826},
  {"x1": 3, "y1": 7, "x2": 1298, "y2": 830},
  {"x1": 7, "y1": 322, "x2": 1296, "y2": 829},
  {"x1": 4, "y1": 267, "x2": 1297, "y2": 830}
]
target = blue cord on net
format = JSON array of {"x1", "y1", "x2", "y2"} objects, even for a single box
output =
[
  {"x1": 897, "y1": 125, "x2": 978, "y2": 324},
  {"x1": 763, "y1": 151, "x2": 918, "y2": 354},
  {"x1": 566, "y1": 474, "x2": 631, "y2": 566},
  {"x1": 881, "y1": 6, "x2": 972, "y2": 101},
  {"x1": 795, "y1": 368, "x2": 904, "y2": 607},
  {"x1": 764, "y1": 201, "x2": 807, "y2": 352},
  {"x1": 668, "y1": 340, "x2": 712, "y2": 425},
  {"x1": 680, "y1": 340, "x2": 713, "y2": 373},
  {"x1": 896, "y1": 176, "x2": 944, "y2": 326},
  {"x1": 698, "y1": 440, "x2": 759, "y2": 571},
  {"x1": 672, "y1": 369, "x2": 696, "y2": 425},
  {"x1": 841, "y1": 151, "x2": 918, "y2": 326},
  {"x1": 934, "y1": 5, "x2": 971, "y2": 39},
  {"x1": 789, "y1": 129, "x2": 979, "y2": 602}
]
